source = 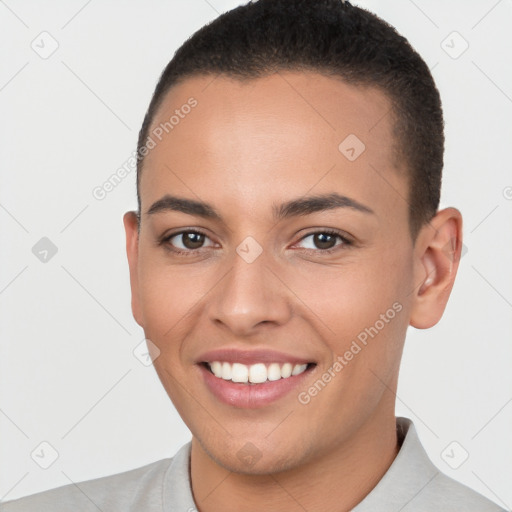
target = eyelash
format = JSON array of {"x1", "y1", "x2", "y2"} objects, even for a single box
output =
[{"x1": 159, "y1": 228, "x2": 353, "y2": 257}]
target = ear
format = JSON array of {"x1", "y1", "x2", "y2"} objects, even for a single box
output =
[
  {"x1": 123, "y1": 211, "x2": 143, "y2": 327},
  {"x1": 409, "y1": 207, "x2": 463, "y2": 329}
]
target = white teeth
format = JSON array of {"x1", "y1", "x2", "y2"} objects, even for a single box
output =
[
  {"x1": 267, "y1": 363, "x2": 282, "y2": 381},
  {"x1": 232, "y1": 363, "x2": 249, "y2": 383},
  {"x1": 221, "y1": 362, "x2": 232, "y2": 380},
  {"x1": 207, "y1": 361, "x2": 309, "y2": 383},
  {"x1": 249, "y1": 363, "x2": 267, "y2": 384},
  {"x1": 281, "y1": 362, "x2": 292, "y2": 378},
  {"x1": 211, "y1": 361, "x2": 222, "y2": 378},
  {"x1": 292, "y1": 363, "x2": 307, "y2": 376}
]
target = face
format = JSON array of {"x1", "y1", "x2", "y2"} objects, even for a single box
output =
[{"x1": 125, "y1": 72, "x2": 420, "y2": 474}]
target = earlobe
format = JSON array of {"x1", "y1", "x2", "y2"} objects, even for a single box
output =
[
  {"x1": 123, "y1": 211, "x2": 143, "y2": 327},
  {"x1": 409, "y1": 208, "x2": 463, "y2": 329}
]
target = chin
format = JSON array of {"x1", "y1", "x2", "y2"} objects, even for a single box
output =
[
  {"x1": 220, "y1": 452, "x2": 301, "y2": 476},
  {"x1": 198, "y1": 434, "x2": 309, "y2": 476}
]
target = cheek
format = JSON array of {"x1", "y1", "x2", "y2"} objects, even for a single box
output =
[
  {"x1": 136, "y1": 251, "x2": 209, "y2": 348},
  {"x1": 292, "y1": 260, "x2": 410, "y2": 428},
  {"x1": 291, "y1": 248, "x2": 412, "y2": 359}
]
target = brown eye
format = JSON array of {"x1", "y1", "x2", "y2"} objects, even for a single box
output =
[
  {"x1": 181, "y1": 232, "x2": 205, "y2": 249},
  {"x1": 312, "y1": 233, "x2": 337, "y2": 250},
  {"x1": 296, "y1": 230, "x2": 351, "y2": 252},
  {"x1": 165, "y1": 230, "x2": 215, "y2": 252}
]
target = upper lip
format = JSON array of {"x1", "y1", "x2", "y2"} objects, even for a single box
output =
[{"x1": 196, "y1": 348, "x2": 314, "y2": 366}]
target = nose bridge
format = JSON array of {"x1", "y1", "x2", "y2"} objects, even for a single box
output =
[{"x1": 208, "y1": 241, "x2": 291, "y2": 334}]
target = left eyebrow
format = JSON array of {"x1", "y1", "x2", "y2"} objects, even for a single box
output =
[
  {"x1": 145, "y1": 192, "x2": 374, "y2": 222},
  {"x1": 273, "y1": 192, "x2": 375, "y2": 219}
]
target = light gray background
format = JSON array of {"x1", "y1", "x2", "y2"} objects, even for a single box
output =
[{"x1": 1, "y1": 0, "x2": 511, "y2": 507}]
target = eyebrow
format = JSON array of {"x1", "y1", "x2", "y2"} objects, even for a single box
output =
[{"x1": 146, "y1": 192, "x2": 375, "y2": 221}]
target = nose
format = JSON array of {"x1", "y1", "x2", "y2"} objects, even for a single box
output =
[{"x1": 207, "y1": 248, "x2": 293, "y2": 337}]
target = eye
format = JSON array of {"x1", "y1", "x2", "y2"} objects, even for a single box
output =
[
  {"x1": 162, "y1": 230, "x2": 216, "y2": 253},
  {"x1": 160, "y1": 228, "x2": 351, "y2": 256},
  {"x1": 295, "y1": 230, "x2": 351, "y2": 252}
]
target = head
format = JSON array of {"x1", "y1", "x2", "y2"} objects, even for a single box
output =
[
  {"x1": 124, "y1": 0, "x2": 462, "y2": 475},
  {"x1": 136, "y1": 0, "x2": 445, "y2": 239}
]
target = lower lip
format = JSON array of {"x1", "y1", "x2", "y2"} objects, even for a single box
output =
[{"x1": 199, "y1": 364, "x2": 313, "y2": 409}]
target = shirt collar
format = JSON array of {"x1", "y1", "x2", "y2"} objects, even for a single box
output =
[{"x1": 162, "y1": 417, "x2": 438, "y2": 511}]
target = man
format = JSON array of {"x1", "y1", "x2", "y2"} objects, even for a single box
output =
[{"x1": 2, "y1": 0, "x2": 504, "y2": 510}]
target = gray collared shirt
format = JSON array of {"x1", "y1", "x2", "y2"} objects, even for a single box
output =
[{"x1": 1, "y1": 417, "x2": 505, "y2": 511}]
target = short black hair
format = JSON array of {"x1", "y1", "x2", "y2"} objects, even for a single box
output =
[{"x1": 136, "y1": 0, "x2": 444, "y2": 239}]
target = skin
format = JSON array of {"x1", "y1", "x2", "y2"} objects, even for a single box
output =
[{"x1": 123, "y1": 72, "x2": 463, "y2": 512}]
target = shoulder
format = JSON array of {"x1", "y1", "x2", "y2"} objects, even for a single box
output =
[
  {"x1": 394, "y1": 417, "x2": 505, "y2": 511},
  {"x1": 411, "y1": 470, "x2": 506, "y2": 511},
  {"x1": 354, "y1": 418, "x2": 506, "y2": 512},
  {"x1": 397, "y1": 416, "x2": 506, "y2": 512},
  {"x1": 0, "y1": 458, "x2": 173, "y2": 512}
]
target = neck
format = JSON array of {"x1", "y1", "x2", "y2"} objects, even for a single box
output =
[{"x1": 190, "y1": 407, "x2": 400, "y2": 512}]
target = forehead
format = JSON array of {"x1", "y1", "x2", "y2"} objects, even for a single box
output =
[{"x1": 140, "y1": 72, "x2": 406, "y2": 221}]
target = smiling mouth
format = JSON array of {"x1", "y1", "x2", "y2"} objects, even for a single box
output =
[{"x1": 202, "y1": 361, "x2": 316, "y2": 384}]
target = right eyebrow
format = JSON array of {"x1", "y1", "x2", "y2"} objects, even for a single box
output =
[{"x1": 146, "y1": 195, "x2": 222, "y2": 221}]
